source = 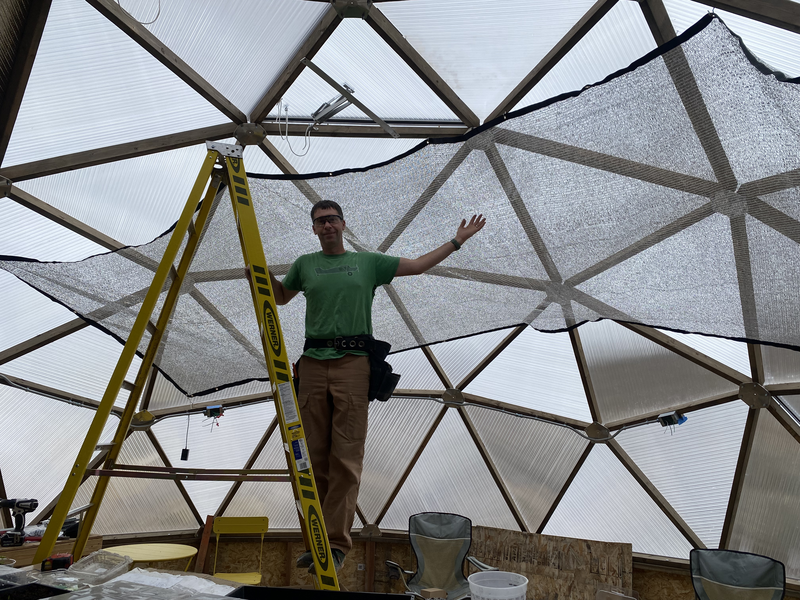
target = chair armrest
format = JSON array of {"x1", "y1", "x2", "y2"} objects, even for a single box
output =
[
  {"x1": 386, "y1": 560, "x2": 415, "y2": 580},
  {"x1": 467, "y1": 556, "x2": 499, "y2": 571}
]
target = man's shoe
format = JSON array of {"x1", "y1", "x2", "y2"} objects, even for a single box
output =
[
  {"x1": 296, "y1": 550, "x2": 313, "y2": 569},
  {"x1": 308, "y1": 548, "x2": 345, "y2": 574}
]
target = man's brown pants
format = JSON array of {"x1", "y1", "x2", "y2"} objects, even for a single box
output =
[{"x1": 297, "y1": 354, "x2": 370, "y2": 555}]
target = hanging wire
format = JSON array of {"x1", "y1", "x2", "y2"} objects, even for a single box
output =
[
  {"x1": 185, "y1": 413, "x2": 190, "y2": 447},
  {"x1": 116, "y1": 0, "x2": 162, "y2": 26},
  {"x1": 275, "y1": 99, "x2": 314, "y2": 157}
]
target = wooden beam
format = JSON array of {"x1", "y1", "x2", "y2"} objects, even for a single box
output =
[
  {"x1": 605, "y1": 391, "x2": 739, "y2": 430},
  {"x1": 146, "y1": 429, "x2": 204, "y2": 527},
  {"x1": 767, "y1": 396, "x2": 800, "y2": 445},
  {"x1": 251, "y1": 6, "x2": 342, "y2": 123},
  {"x1": 0, "y1": 123, "x2": 234, "y2": 181},
  {"x1": 0, "y1": 319, "x2": 88, "y2": 366},
  {"x1": 375, "y1": 407, "x2": 447, "y2": 526},
  {"x1": 536, "y1": 443, "x2": 592, "y2": 533},
  {"x1": 260, "y1": 122, "x2": 467, "y2": 139},
  {"x1": 258, "y1": 137, "x2": 297, "y2": 175},
  {"x1": 0, "y1": 0, "x2": 52, "y2": 163},
  {"x1": 748, "y1": 343, "x2": 765, "y2": 384},
  {"x1": 638, "y1": 0, "x2": 677, "y2": 46},
  {"x1": 150, "y1": 391, "x2": 273, "y2": 420},
  {"x1": 85, "y1": 0, "x2": 246, "y2": 123},
  {"x1": 0, "y1": 373, "x2": 122, "y2": 415},
  {"x1": 765, "y1": 382, "x2": 800, "y2": 396},
  {"x1": 457, "y1": 325, "x2": 527, "y2": 390},
  {"x1": 458, "y1": 407, "x2": 528, "y2": 531},
  {"x1": 7, "y1": 185, "x2": 124, "y2": 250},
  {"x1": 719, "y1": 407, "x2": 759, "y2": 548},
  {"x1": 365, "y1": 6, "x2": 479, "y2": 127},
  {"x1": 620, "y1": 322, "x2": 751, "y2": 385},
  {"x1": 569, "y1": 328, "x2": 602, "y2": 423},
  {"x1": 608, "y1": 439, "x2": 705, "y2": 549},
  {"x1": 214, "y1": 416, "x2": 279, "y2": 517},
  {"x1": 692, "y1": 0, "x2": 800, "y2": 36},
  {"x1": 421, "y1": 345, "x2": 453, "y2": 389},
  {"x1": 462, "y1": 391, "x2": 591, "y2": 430},
  {"x1": 486, "y1": 0, "x2": 619, "y2": 122},
  {"x1": 194, "y1": 515, "x2": 214, "y2": 573}
]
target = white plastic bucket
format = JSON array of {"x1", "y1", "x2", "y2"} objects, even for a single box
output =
[{"x1": 468, "y1": 571, "x2": 528, "y2": 600}]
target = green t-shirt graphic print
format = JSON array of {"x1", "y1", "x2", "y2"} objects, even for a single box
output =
[{"x1": 282, "y1": 251, "x2": 400, "y2": 360}]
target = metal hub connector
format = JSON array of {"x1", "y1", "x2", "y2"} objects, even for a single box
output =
[
  {"x1": 585, "y1": 421, "x2": 611, "y2": 443},
  {"x1": 739, "y1": 382, "x2": 771, "y2": 409},
  {"x1": 234, "y1": 123, "x2": 267, "y2": 146},
  {"x1": 443, "y1": 388, "x2": 465, "y2": 405}
]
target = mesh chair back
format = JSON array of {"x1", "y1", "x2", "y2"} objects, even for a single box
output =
[
  {"x1": 408, "y1": 512, "x2": 472, "y2": 594},
  {"x1": 691, "y1": 549, "x2": 785, "y2": 600}
]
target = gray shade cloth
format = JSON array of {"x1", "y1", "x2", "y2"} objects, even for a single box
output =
[
  {"x1": 691, "y1": 549, "x2": 785, "y2": 600},
  {"x1": 3, "y1": 15, "x2": 800, "y2": 396}
]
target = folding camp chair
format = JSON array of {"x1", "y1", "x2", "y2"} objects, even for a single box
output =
[
  {"x1": 386, "y1": 512, "x2": 497, "y2": 600},
  {"x1": 212, "y1": 516, "x2": 270, "y2": 585},
  {"x1": 690, "y1": 548, "x2": 785, "y2": 600}
]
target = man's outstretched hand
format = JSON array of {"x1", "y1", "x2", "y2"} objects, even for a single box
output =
[{"x1": 455, "y1": 214, "x2": 486, "y2": 244}]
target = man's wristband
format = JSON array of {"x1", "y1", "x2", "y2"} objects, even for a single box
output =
[{"x1": 450, "y1": 238, "x2": 461, "y2": 251}]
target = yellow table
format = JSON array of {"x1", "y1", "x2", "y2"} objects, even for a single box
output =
[{"x1": 105, "y1": 543, "x2": 198, "y2": 571}]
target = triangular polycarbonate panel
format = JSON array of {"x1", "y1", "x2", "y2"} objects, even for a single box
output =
[
  {"x1": 151, "y1": 403, "x2": 275, "y2": 519},
  {"x1": 0, "y1": 270, "x2": 76, "y2": 352},
  {"x1": 729, "y1": 409, "x2": 800, "y2": 579},
  {"x1": 577, "y1": 213, "x2": 744, "y2": 341},
  {"x1": 543, "y1": 444, "x2": 694, "y2": 558},
  {"x1": 224, "y1": 428, "x2": 300, "y2": 528},
  {"x1": 576, "y1": 320, "x2": 739, "y2": 425},
  {"x1": 465, "y1": 327, "x2": 592, "y2": 423},
  {"x1": 2, "y1": 326, "x2": 141, "y2": 407},
  {"x1": 386, "y1": 348, "x2": 444, "y2": 391},
  {"x1": 244, "y1": 137, "x2": 421, "y2": 176},
  {"x1": 118, "y1": 0, "x2": 328, "y2": 115},
  {"x1": 71, "y1": 431, "x2": 198, "y2": 535},
  {"x1": 657, "y1": 328, "x2": 751, "y2": 379},
  {"x1": 380, "y1": 0, "x2": 597, "y2": 122},
  {"x1": 616, "y1": 401, "x2": 748, "y2": 548},
  {"x1": 272, "y1": 18, "x2": 457, "y2": 122},
  {"x1": 17, "y1": 144, "x2": 226, "y2": 245},
  {"x1": 746, "y1": 215, "x2": 800, "y2": 349},
  {"x1": 521, "y1": 1, "x2": 656, "y2": 109},
  {"x1": 465, "y1": 404, "x2": 589, "y2": 531},
  {"x1": 761, "y1": 346, "x2": 800, "y2": 386},
  {"x1": 494, "y1": 142, "x2": 711, "y2": 283},
  {"x1": 388, "y1": 149, "x2": 549, "y2": 281},
  {"x1": 429, "y1": 329, "x2": 511, "y2": 390},
  {"x1": 663, "y1": 0, "x2": 800, "y2": 78},
  {"x1": 0, "y1": 387, "x2": 118, "y2": 523},
  {"x1": 380, "y1": 408, "x2": 519, "y2": 531},
  {"x1": 0, "y1": 197, "x2": 107, "y2": 261},
  {"x1": 3, "y1": 0, "x2": 229, "y2": 167},
  {"x1": 359, "y1": 397, "x2": 444, "y2": 522}
]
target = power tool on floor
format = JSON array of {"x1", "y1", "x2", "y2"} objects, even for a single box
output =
[{"x1": 1, "y1": 498, "x2": 38, "y2": 546}]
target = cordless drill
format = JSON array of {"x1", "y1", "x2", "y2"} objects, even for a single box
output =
[{"x1": 0, "y1": 498, "x2": 38, "y2": 547}]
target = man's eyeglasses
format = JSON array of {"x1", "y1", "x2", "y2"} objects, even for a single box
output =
[{"x1": 313, "y1": 215, "x2": 343, "y2": 227}]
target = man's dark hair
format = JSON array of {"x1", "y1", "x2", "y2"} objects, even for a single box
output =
[{"x1": 311, "y1": 200, "x2": 343, "y2": 220}]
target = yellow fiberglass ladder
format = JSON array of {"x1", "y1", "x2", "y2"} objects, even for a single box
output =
[{"x1": 32, "y1": 140, "x2": 339, "y2": 591}]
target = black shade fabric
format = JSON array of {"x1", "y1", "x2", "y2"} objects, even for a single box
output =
[{"x1": 3, "y1": 16, "x2": 800, "y2": 396}]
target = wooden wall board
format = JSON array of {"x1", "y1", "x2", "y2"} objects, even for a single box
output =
[
  {"x1": 469, "y1": 526, "x2": 633, "y2": 600},
  {"x1": 0, "y1": 535, "x2": 102, "y2": 566},
  {"x1": 632, "y1": 567, "x2": 694, "y2": 600}
]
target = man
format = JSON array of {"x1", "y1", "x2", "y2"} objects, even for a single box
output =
[{"x1": 269, "y1": 200, "x2": 485, "y2": 573}]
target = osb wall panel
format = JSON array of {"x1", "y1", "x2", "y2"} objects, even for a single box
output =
[
  {"x1": 632, "y1": 568, "x2": 694, "y2": 600},
  {"x1": 470, "y1": 526, "x2": 633, "y2": 600}
]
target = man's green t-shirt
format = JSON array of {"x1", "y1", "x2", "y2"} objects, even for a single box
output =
[{"x1": 282, "y1": 251, "x2": 400, "y2": 360}]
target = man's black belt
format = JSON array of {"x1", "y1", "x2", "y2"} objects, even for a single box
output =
[{"x1": 304, "y1": 335, "x2": 376, "y2": 352}]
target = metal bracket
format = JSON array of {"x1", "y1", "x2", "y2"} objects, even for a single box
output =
[
  {"x1": 442, "y1": 388, "x2": 465, "y2": 405},
  {"x1": 739, "y1": 382, "x2": 771, "y2": 409},
  {"x1": 0, "y1": 176, "x2": 12, "y2": 198},
  {"x1": 234, "y1": 123, "x2": 267, "y2": 146},
  {"x1": 301, "y1": 58, "x2": 400, "y2": 139},
  {"x1": 333, "y1": 0, "x2": 372, "y2": 18},
  {"x1": 206, "y1": 141, "x2": 243, "y2": 158},
  {"x1": 585, "y1": 421, "x2": 611, "y2": 443}
]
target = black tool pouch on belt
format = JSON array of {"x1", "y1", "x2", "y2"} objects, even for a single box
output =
[
  {"x1": 300, "y1": 336, "x2": 400, "y2": 402},
  {"x1": 368, "y1": 340, "x2": 401, "y2": 402}
]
